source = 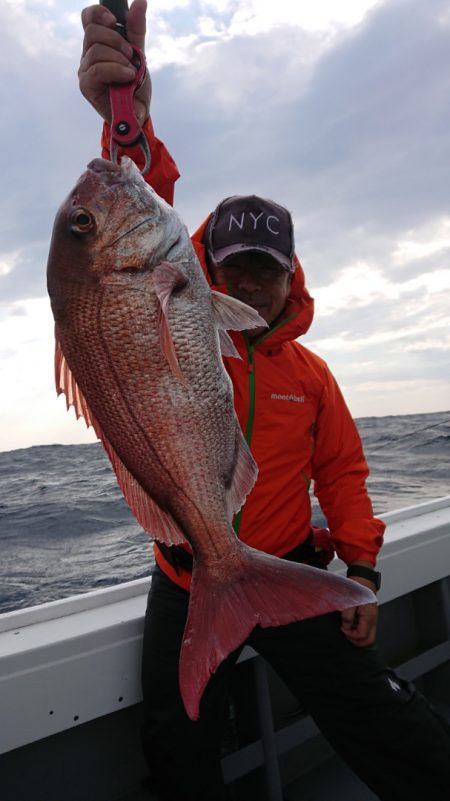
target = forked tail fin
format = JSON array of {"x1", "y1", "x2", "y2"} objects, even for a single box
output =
[{"x1": 179, "y1": 545, "x2": 375, "y2": 720}]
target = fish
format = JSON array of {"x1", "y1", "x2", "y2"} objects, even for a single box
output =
[{"x1": 46, "y1": 157, "x2": 376, "y2": 721}]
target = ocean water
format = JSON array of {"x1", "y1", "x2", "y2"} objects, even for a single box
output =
[{"x1": 0, "y1": 410, "x2": 449, "y2": 614}]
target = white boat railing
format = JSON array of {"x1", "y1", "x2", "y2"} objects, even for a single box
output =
[{"x1": 0, "y1": 497, "x2": 449, "y2": 800}]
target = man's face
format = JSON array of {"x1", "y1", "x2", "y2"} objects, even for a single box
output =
[{"x1": 210, "y1": 252, "x2": 293, "y2": 338}]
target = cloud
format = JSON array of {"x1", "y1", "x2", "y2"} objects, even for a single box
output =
[
  {"x1": 393, "y1": 218, "x2": 450, "y2": 266},
  {"x1": 0, "y1": 297, "x2": 97, "y2": 452},
  {"x1": 341, "y1": 377, "x2": 449, "y2": 419},
  {"x1": 151, "y1": 0, "x2": 450, "y2": 249},
  {"x1": 0, "y1": 3, "x2": 103, "y2": 304},
  {"x1": 1, "y1": 0, "x2": 449, "y2": 449},
  {"x1": 311, "y1": 263, "x2": 450, "y2": 315}
]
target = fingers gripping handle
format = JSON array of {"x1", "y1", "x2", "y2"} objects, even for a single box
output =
[
  {"x1": 100, "y1": 0, "x2": 129, "y2": 38},
  {"x1": 100, "y1": 1, "x2": 151, "y2": 174}
]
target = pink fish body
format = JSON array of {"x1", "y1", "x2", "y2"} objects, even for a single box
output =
[{"x1": 47, "y1": 158, "x2": 375, "y2": 720}]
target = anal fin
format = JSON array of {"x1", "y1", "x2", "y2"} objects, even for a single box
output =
[{"x1": 227, "y1": 430, "x2": 258, "y2": 516}]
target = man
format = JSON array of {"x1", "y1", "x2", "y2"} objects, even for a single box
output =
[{"x1": 79, "y1": 4, "x2": 450, "y2": 800}]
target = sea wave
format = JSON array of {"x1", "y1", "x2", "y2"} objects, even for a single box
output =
[{"x1": 0, "y1": 411, "x2": 449, "y2": 613}]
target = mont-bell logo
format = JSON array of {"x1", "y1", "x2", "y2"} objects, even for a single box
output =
[
  {"x1": 271, "y1": 393, "x2": 305, "y2": 403},
  {"x1": 228, "y1": 212, "x2": 281, "y2": 236}
]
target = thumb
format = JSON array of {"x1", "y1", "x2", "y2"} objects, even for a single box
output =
[
  {"x1": 127, "y1": 0, "x2": 147, "y2": 50},
  {"x1": 341, "y1": 607, "x2": 357, "y2": 630}
]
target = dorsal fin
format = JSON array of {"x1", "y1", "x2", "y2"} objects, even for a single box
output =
[
  {"x1": 54, "y1": 332, "x2": 187, "y2": 547},
  {"x1": 99, "y1": 433, "x2": 187, "y2": 547},
  {"x1": 55, "y1": 336, "x2": 94, "y2": 428}
]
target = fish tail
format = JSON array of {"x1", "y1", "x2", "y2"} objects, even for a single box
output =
[{"x1": 179, "y1": 546, "x2": 375, "y2": 720}]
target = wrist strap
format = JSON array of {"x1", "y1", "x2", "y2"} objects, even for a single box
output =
[{"x1": 347, "y1": 565, "x2": 381, "y2": 590}]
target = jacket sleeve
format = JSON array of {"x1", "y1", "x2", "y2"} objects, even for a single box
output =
[
  {"x1": 311, "y1": 367, "x2": 385, "y2": 566},
  {"x1": 101, "y1": 117, "x2": 180, "y2": 205}
]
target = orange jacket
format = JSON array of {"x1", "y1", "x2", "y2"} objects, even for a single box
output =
[{"x1": 102, "y1": 120, "x2": 385, "y2": 591}]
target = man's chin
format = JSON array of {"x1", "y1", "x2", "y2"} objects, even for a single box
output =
[
  {"x1": 234, "y1": 299, "x2": 270, "y2": 334},
  {"x1": 245, "y1": 324, "x2": 269, "y2": 339},
  {"x1": 247, "y1": 302, "x2": 268, "y2": 318}
]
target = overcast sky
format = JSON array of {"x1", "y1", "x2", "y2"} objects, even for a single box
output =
[{"x1": 1, "y1": 0, "x2": 449, "y2": 452}]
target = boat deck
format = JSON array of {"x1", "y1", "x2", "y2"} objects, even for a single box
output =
[
  {"x1": 118, "y1": 752, "x2": 380, "y2": 801},
  {"x1": 117, "y1": 760, "x2": 378, "y2": 801},
  {"x1": 119, "y1": 699, "x2": 450, "y2": 801},
  {"x1": 284, "y1": 754, "x2": 378, "y2": 801},
  {"x1": 124, "y1": 701, "x2": 450, "y2": 801}
]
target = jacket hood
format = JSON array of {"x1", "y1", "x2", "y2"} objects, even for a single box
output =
[{"x1": 191, "y1": 215, "x2": 315, "y2": 348}]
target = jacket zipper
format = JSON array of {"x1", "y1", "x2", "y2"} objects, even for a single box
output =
[{"x1": 232, "y1": 313, "x2": 297, "y2": 535}]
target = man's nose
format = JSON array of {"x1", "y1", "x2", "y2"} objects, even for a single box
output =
[{"x1": 235, "y1": 271, "x2": 261, "y2": 291}]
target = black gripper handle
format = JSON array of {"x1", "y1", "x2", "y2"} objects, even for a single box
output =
[{"x1": 100, "y1": 0, "x2": 129, "y2": 39}]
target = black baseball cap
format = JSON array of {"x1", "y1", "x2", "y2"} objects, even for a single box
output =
[{"x1": 205, "y1": 195, "x2": 295, "y2": 273}]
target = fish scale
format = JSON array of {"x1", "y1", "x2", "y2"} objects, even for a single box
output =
[{"x1": 47, "y1": 156, "x2": 376, "y2": 720}]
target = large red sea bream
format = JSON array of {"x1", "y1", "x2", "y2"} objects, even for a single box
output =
[{"x1": 46, "y1": 157, "x2": 375, "y2": 720}]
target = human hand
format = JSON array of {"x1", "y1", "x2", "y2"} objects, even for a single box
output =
[
  {"x1": 341, "y1": 597, "x2": 378, "y2": 647},
  {"x1": 78, "y1": 0, "x2": 151, "y2": 124}
]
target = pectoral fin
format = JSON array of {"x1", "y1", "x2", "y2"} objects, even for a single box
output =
[
  {"x1": 153, "y1": 261, "x2": 188, "y2": 383},
  {"x1": 212, "y1": 291, "x2": 267, "y2": 332}
]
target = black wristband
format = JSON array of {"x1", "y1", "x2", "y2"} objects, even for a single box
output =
[{"x1": 346, "y1": 565, "x2": 381, "y2": 591}]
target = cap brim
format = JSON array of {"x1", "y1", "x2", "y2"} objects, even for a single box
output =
[{"x1": 211, "y1": 244, "x2": 294, "y2": 273}]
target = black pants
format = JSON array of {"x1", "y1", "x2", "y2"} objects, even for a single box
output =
[{"x1": 141, "y1": 566, "x2": 450, "y2": 801}]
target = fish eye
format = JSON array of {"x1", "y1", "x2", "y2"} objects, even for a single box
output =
[{"x1": 70, "y1": 208, "x2": 95, "y2": 234}]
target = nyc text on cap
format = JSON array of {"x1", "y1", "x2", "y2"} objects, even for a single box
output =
[{"x1": 206, "y1": 195, "x2": 295, "y2": 272}]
